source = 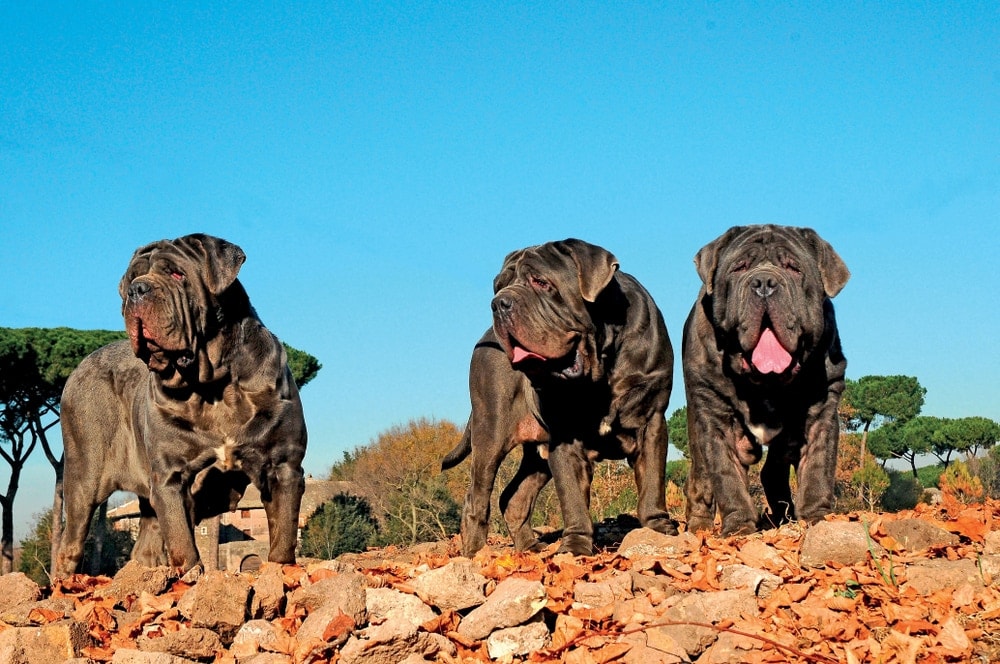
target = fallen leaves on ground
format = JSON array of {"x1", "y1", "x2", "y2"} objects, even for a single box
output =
[{"x1": 27, "y1": 498, "x2": 1000, "y2": 663}]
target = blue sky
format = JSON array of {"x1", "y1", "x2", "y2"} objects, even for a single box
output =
[{"x1": 2, "y1": 3, "x2": 998, "y2": 542}]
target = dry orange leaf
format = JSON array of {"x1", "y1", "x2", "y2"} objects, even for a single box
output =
[
  {"x1": 321, "y1": 611, "x2": 355, "y2": 642},
  {"x1": 825, "y1": 595, "x2": 857, "y2": 612},
  {"x1": 26, "y1": 606, "x2": 63, "y2": 624},
  {"x1": 935, "y1": 617, "x2": 971, "y2": 657},
  {"x1": 881, "y1": 628, "x2": 923, "y2": 664}
]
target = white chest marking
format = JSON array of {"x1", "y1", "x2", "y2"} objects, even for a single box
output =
[
  {"x1": 215, "y1": 438, "x2": 241, "y2": 470},
  {"x1": 747, "y1": 423, "x2": 782, "y2": 446}
]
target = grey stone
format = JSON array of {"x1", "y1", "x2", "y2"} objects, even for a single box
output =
[
  {"x1": 250, "y1": 562, "x2": 286, "y2": 619},
  {"x1": 96, "y1": 561, "x2": 174, "y2": 603},
  {"x1": 178, "y1": 569, "x2": 252, "y2": 643},
  {"x1": 457, "y1": 577, "x2": 548, "y2": 640},
  {"x1": 655, "y1": 590, "x2": 756, "y2": 657},
  {"x1": 0, "y1": 573, "x2": 41, "y2": 613},
  {"x1": 486, "y1": 619, "x2": 550, "y2": 659},
  {"x1": 339, "y1": 618, "x2": 455, "y2": 664},
  {"x1": 366, "y1": 587, "x2": 436, "y2": 627},
  {"x1": 618, "y1": 529, "x2": 697, "y2": 560},
  {"x1": 287, "y1": 571, "x2": 367, "y2": 624},
  {"x1": 720, "y1": 564, "x2": 781, "y2": 598},
  {"x1": 411, "y1": 558, "x2": 487, "y2": 611},
  {"x1": 574, "y1": 572, "x2": 633, "y2": 607},
  {"x1": 136, "y1": 626, "x2": 223, "y2": 660},
  {"x1": 231, "y1": 619, "x2": 285, "y2": 659},
  {"x1": 0, "y1": 619, "x2": 93, "y2": 663},
  {"x1": 905, "y1": 559, "x2": 984, "y2": 595},
  {"x1": 111, "y1": 648, "x2": 196, "y2": 663},
  {"x1": 984, "y1": 531, "x2": 1000, "y2": 555},
  {"x1": 0, "y1": 597, "x2": 74, "y2": 626},
  {"x1": 884, "y1": 518, "x2": 959, "y2": 551},
  {"x1": 238, "y1": 655, "x2": 293, "y2": 664},
  {"x1": 799, "y1": 521, "x2": 881, "y2": 568}
]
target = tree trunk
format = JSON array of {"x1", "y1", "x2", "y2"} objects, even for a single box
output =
[
  {"x1": 0, "y1": 496, "x2": 10, "y2": 575},
  {"x1": 89, "y1": 501, "x2": 108, "y2": 576},
  {"x1": 860, "y1": 421, "x2": 871, "y2": 468},
  {"x1": 49, "y1": 460, "x2": 64, "y2": 574},
  {"x1": 199, "y1": 515, "x2": 221, "y2": 571},
  {"x1": 1, "y1": 465, "x2": 22, "y2": 575}
]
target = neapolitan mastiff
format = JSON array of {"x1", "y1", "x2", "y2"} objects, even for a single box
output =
[
  {"x1": 683, "y1": 224, "x2": 849, "y2": 535},
  {"x1": 442, "y1": 239, "x2": 676, "y2": 556},
  {"x1": 55, "y1": 234, "x2": 307, "y2": 577}
]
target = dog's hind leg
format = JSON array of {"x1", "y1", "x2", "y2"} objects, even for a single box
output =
[{"x1": 499, "y1": 444, "x2": 551, "y2": 551}]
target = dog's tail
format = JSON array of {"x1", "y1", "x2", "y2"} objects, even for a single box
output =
[{"x1": 441, "y1": 416, "x2": 472, "y2": 470}]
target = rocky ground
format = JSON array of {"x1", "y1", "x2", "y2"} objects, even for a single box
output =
[{"x1": 2, "y1": 496, "x2": 1000, "y2": 663}]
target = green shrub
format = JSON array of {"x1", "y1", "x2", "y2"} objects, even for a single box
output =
[
  {"x1": 881, "y1": 471, "x2": 923, "y2": 512},
  {"x1": 19, "y1": 507, "x2": 134, "y2": 584},
  {"x1": 299, "y1": 494, "x2": 378, "y2": 559},
  {"x1": 939, "y1": 460, "x2": 984, "y2": 504},
  {"x1": 976, "y1": 447, "x2": 1000, "y2": 500},
  {"x1": 916, "y1": 464, "x2": 944, "y2": 490},
  {"x1": 849, "y1": 460, "x2": 890, "y2": 511},
  {"x1": 665, "y1": 459, "x2": 689, "y2": 489}
]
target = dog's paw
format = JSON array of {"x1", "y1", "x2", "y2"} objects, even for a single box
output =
[
  {"x1": 643, "y1": 516, "x2": 679, "y2": 536},
  {"x1": 557, "y1": 534, "x2": 595, "y2": 556},
  {"x1": 180, "y1": 563, "x2": 205, "y2": 584},
  {"x1": 685, "y1": 516, "x2": 716, "y2": 534},
  {"x1": 720, "y1": 515, "x2": 758, "y2": 537}
]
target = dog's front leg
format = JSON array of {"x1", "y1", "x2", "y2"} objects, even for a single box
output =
[
  {"x1": 794, "y1": 396, "x2": 841, "y2": 524},
  {"x1": 262, "y1": 460, "x2": 305, "y2": 563},
  {"x1": 548, "y1": 440, "x2": 595, "y2": 555},
  {"x1": 632, "y1": 413, "x2": 678, "y2": 536},
  {"x1": 148, "y1": 468, "x2": 200, "y2": 571},
  {"x1": 685, "y1": 383, "x2": 758, "y2": 535}
]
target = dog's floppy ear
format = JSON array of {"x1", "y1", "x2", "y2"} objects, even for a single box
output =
[
  {"x1": 694, "y1": 226, "x2": 745, "y2": 295},
  {"x1": 796, "y1": 227, "x2": 850, "y2": 297},
  {"x1": 184, "y1": 234, "x2": 247, "y2": 295},
  {"x1": 558, "y1": 239, "x2": 619, "y2": 302}
]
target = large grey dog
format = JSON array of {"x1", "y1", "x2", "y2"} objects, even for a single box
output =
[
  {"x1": 683, "y1": 225, "x2": 849, "y2": 535},
  {"x1": 55, "y1": 234, "x2": 307, "y2": 577},
  {"x1": 442, "y1": 239, "x2": 676, "y2": 556}
]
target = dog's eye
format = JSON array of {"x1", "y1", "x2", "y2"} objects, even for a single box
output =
[
  {"x1": 783, "y1": 261, "x2": 801, "y2": 275},
  {"x1": 169, "y1": 269, "x2": 185, "y2": 281},
  {"x1": 731, "y1": 261, "x2": 748, "y2": 274},
  {"x1": 530, "y1": 275, "x2": 551, "y2": 291}
]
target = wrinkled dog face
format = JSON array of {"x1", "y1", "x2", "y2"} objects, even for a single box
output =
[
  {"x1": 696, "y1": 225, "x2": 849, "y2": 382},
  {"x1": 491, "y1": 239, "x2": 618, "y2": 379},
  {"x1": 119, "y1": 234, "x2": 246, "y2": 373}
]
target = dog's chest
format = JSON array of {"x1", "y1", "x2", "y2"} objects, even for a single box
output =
[
  {"x1": 741, "y1": 397, "x2": 784, "y2": 446},
  {"x1": 162, "y1": 386, "x2": 259, "y2": 454}
]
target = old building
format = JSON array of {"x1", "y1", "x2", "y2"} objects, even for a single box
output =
[{"x1": 107, "y1": 478, "x2": 355, "y2": 572}]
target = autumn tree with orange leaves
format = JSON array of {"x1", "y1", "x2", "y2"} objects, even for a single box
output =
[{"x1": 329, "y1": 418, "x2": 463, "y2": 546}]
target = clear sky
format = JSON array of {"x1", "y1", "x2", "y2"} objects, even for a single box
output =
[{"x1": 2, "y1": 3, "x2": 998, "y2": 542}]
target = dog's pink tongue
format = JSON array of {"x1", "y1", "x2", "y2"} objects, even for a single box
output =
[
  {"x1": 752, "y1": 328, "x2": 793, "y2": 374},
  {"x1": 512, "y1": 346, "x2": 546, "y2": 364}
]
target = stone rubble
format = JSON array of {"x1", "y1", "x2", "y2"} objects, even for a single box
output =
[{"x1": 0, "y1": 514, "x2": 997, "y2": 662}]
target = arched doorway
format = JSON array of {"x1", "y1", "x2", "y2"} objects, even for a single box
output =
[{"x1": 240, "y1": 554, "x2": 264, "y2": 573}]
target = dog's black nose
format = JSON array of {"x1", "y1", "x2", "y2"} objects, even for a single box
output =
[
  {"x1": 128, "y1": 281, "x2": 152, "y2": 299},
  {"x1": 492, "y1": 296, "x2": 514, "y2": 313},
  {"x1": 751, "y1": 275, "x2": 777, "y2": 298}
]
